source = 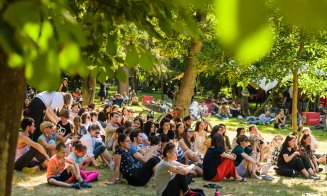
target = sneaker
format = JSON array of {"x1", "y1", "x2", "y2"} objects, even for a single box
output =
[
  {"x1": 22, "y1": 167, "x2": 37, "y2": 174},
  {"x1": 71, "y1": 182, "x2": 81, "y2": 189},
  {"x1": 307, "y1": 175, "x2": 320, "y2": 180},
  {"x1": 80, "y1": 180, "x2": 92, "y2": 188},
  {"x1": 318, "y1": 168, "x2": 323, "y2": 173}
]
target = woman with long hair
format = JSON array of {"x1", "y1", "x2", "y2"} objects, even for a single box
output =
[
  {"x1": 277, "y1": 135, "x2": 319, "y2": 180},
  {"x1": 178, "y1": 128, "x2": 201, "y2": 163},
  {"x1": 194, "y1": 121, "x2": 208, "y2": 157},
  {"x1": 231, "y1": 127, "x2": 246, "y2": 149},
  {"x1": 203, "y1": 134, "x2": 245, "y2": 182},
  {"x1": 299, "y1": 134, "x2": 320, "y2": 173}
]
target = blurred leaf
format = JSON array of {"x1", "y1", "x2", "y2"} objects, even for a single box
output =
[
  {"x1": 8, "y1": 53, "x2": 23, "y2": 68},
  {"x1": 38, "y1": 20, "x2": 54, "y2": 52},
  {"x1": 97, "y1": 67, "x2": 107, "y2": 82},
  {"x1": 236, "y1": 25, "x2": 273, "y2": 64},
  {"x1": 116, "y1": 67, "x2": 126, "y2": 82},
  {"x1": 276, "y1": 0, "x2": 327, "y2": 30},
  {"x1": 0, "y1": 21, "x2": 22, "y2": 55},
  {"x1": 0, "y1": 0, "x2": 3, "y2": 10},
  {"x1": 107, "y1": 31, "x2": 118, "y2": 56},
  {"x1": 3, "y1": 1, "x2": 40, "y2": 28},
  {"x1": 25, "y1": 51, "x2": 60, "y2": 91},
  {"x1": 126, "y1": 47, "x2": 139, "y2": 68},
  {"x1": 59, "y1": 42, "x2": 81, "y2": 69},
  {"x1": 139, "y1": 51, "x2": 153, "y2": 71}
]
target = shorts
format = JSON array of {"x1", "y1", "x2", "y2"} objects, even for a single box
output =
[
  {"x1": 48, "y1": 169, "x2": 72, "y2": 183},
  {"x1": 236, "y1": 163, "x2": 248, "y2": 178},
  {"x1": 242, "y1": 102, "x2": 250, "y2": 110}
]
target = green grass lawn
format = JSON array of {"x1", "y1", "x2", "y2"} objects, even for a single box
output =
[{"x1": 12, "y1": 95, "x2": 327, "y2": 195}]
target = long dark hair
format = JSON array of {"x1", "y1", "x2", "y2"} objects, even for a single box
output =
[
  {"x1": 144, "y1": 121, "x2": 155, "y2": 137},
  {"x1": 211, "y1": 134, "x2": 225, "y2": 150},
  {"x1": 300, "y1": 133, "x2": 311, "y2": 150},
  {"x1": 194, "y1": 121, "x2": 203, "y2": 132},
  {"x1": 175, "y1": 123, "x2": 185, "y2": 140},
  {"x1": 282, "y1": 135, "x2": 297, "y2": 149},
  {"x1": 209, "y1": 125, "x2": 221, "y2": 138},
  {"x1": 236, "y1": 127, "x2": 245, "y2": 137},
  {"x1": 133, "y1": 117, "x2": 144, "y2": 130}
]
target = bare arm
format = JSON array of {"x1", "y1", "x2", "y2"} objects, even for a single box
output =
[
  {"x1": 108, "y1": 154, "x2": 121, "y2": 184},
  {"x1": 20, "y1": 134, "x2": 49, "y2": 160},
  {"x1": 46, "y1": 108, "x2": 59, "y2": 124},
  {"x1": 38, "y1": 138, "x2": 56, "y2": 150},
  {"x1": 168, "y1": 163, "x2": 196, "y2": 175},
  {"x1": 241, "y1": 152, "x2": 257, "y2": 164},
  {"x1": 283, "y1": 151, "x2": 300, "y2": 163},
  {"x1": 221, "y1": 152, "x2": 236, "y2": 160}
]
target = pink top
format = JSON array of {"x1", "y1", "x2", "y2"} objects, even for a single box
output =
[
  {"x1": 46, "y1": 155, "x2": 65, "y2": 179},
  {"x1": 15, "y1": 145, "x2": 30, "y2": 162}
]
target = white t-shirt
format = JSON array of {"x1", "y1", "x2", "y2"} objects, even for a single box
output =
[{"x1": 36, "y1": 91, "x2": 64, "y2": 111}]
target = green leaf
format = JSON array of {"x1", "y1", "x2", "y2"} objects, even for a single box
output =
[
  {"x1": 116, "y1": 67, "x2": 127, "y2": 82},
  {"x1": 0, "y1": 0, "x2": 3, "y2": 10},
  {"x1": 276, "y1": 0, "x2": 327, "y2": 31},
  {"x1": 139, "y1": 51, "x2": 153, "y2": 71},
  {"x1": 106, "y1": 31, "x2": 118, "y2": 56},
  {"x1": 38, "y1": 20, "x2": 54, "y2": 52},
  {"x1": 25, "y1": 51, "x2": 60, "y2": 91},
  {"x1": 3, "y1": 1, "x2": 40, "y2": 28},
  {"x1": 8, "y1": 53, "x2": 23, "y2": 68},
  {"x1": 59, "y1": 42, "x2": 81, "y2": 69},
  {"x1": 126, "y1": 47, "x2": 139, "y2": 68},
  {"x1": 0, "y1": 21, "x2": 22, "y2": 55},
  {"x1": 97, "y1": 67, "x2": 107, "y2": 83}
]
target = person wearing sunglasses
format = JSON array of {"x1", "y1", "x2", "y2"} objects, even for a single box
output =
[
  {"x1": 80, "y1": 124, "x2": 112, "y2": 167},
  {"x1": 38, "y1": 121, "x2": 57, "y2": 156}
]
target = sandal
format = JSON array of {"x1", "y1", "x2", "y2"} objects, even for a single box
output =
[
  {"x1": 203, "y1": 184, "x2": 222, "y2": 189},
  {"x1": 235, "y1": 177, "x2": 247, "y2": 182}
]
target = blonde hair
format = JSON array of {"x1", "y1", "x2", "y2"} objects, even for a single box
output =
[
  {"x1": 248, "y1": 134, "x2": 259, "y2": 146},
  {"x1": 40, "y1": 121, "x2": 53, "y2": 132}
]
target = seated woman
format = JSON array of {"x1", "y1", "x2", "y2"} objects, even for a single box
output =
[
  {"x1": 178, "y1": 128, "x2": 201, "y2": 163},
  {"x1": 301, "y1": 128, "x2": 318, "y2": 151},
  {"x1": 216, "y1": 102, "x2": 232, "y2": 119},
  {"x1": 155, "y1": 142, "x2": 196, "y2": 196},
  {"x1": 229, "y1": 100, "x2": 242, "y2": 118},
  {"x1": 220, "y1": 124, "x2": 232, "y2": 152},
  {"x1": 231, "y1": 127, "x2": 246, "y2": 149},
  {"x1": 107, "y1": 134, "x2": 160, "y2": 186},
  {"x1": 203, "y1": 134, "x2": 245, "y2": 182},
  {"x1": 277, "y1": 135, "x2": 320, "y2": 180},
  {"x1": 274, "y1": 109, "x2": 288, "y2": 129},
  {"x1": 299, "y1": 134, "x2": 320, "y2": 174},
  {"x1": 194, "y1": 121, "x2": 208, "y2": 158},
  {"x1": 231, "y1": 135, "x2": 259, "y2": 179},
  {"x1": 204, "y1": 125, "x2": 224, "y2": 154}
]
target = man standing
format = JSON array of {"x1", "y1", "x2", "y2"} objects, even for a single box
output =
[
  {"x1": 241, "y1": 88, "x2": 251, "y2": 116},
  {"x1": 282, "y1": 89, "x2": 291, "y2": 117}
]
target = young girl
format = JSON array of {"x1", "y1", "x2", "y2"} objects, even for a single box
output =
[
  {"x1": 66, "y1": 144, "x2": 99, "y2": 183},
  {"x1": 155, "y1": 142, "x2": 196, "y2": 196},
  {"x1": 47, "y1": 143, "x2": 91, "y2": 189}
]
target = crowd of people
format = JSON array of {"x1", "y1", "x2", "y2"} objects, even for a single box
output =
[{"x1": 16, "y1": 82, "x2": 326, "y2": 195}]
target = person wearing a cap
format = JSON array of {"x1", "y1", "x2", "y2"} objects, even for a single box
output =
[
  {"x1": 59, "y1": 78, "x2": 69, "y2": 93},
  {"x1": 231, "y1": 135, "x2": 259, "y2": 179},
  {"x1": 38, "y1": 121, "x2": 56, "y2": 156},
  {"x1": 147, "y1": 114, "x2": 154, "y2": 122},
  {"x1": 183, "y1": 116, "x2": 192, "y2": 128}
]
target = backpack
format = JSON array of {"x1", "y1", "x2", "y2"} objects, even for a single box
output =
[
  {"x1": 274, "y1": 167, "x2": 300, "y2": 177},
  {"x1": 187, "y1": 188, "x2": 206, "y2": 196}
]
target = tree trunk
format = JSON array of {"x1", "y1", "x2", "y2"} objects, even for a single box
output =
[
  {"x1": 0, "y1": 49, "x2": 25, "y2": 196},
  {"x1": 117, "y1": 66, "x2": 129, "y2": 95},
  {"x1": 175, "y1": 40, "x2": 202, "y2": 118},
  {"x1": 81, "y1": 72, "x2": 96, "y2": 106},
  {"x1": 130, "y1": 68, "x2": 137, "y2": 92},
  {"x1": 292, "y1": 67, "x2": 299, "y2": 135}
]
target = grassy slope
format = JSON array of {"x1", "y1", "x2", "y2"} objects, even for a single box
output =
[{"x1": 12, "y1": 90, "x2": 327, "y2": 195}]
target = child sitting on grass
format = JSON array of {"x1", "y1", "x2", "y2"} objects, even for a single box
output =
[
  {"x1": 66, "y1": 143, "x2": 99, "y2": 183},
  {"x1": 47, "y1": 143, "x2": 92, "y2": 189}
]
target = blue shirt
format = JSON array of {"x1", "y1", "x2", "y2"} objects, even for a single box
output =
[
  {"x1": 68, "y1": 152, "x2": 83, "y2": 164},
  {"x1": 129, "y1": 143, "x2": 143, "y2": 167},
  {"x1": 259, "y1": 113, "x2": 271, "y2": 124}
]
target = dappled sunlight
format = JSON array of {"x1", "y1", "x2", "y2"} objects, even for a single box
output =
[{"x1": 13, "y1": 172, "x2": 46, "y2": 188}]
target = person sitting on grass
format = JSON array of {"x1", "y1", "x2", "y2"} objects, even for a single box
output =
[
  {"x1": 249, "y1": 125, "x2": 270, "y2": 162},
  {"x1": 47, "y1": 143, "x2": 92, "y2": 189},
  {"x1": 56, "y1": 109, "x2": 73, "y2": 146},
  {"x1": 106, "y1": 134, "x2": 160, "y2": 186},
  {"x1": 274, "y1": 109, "x2": 288, "y2": 129},
  {"x1": 155, "y1": 142, "x2": 197, "y2": 196},
  {"x1": 203, "y1": 134, "x2": 246, "y2": 182},
  {"x1": 231, "y1": 127, "x2": 246, "y2": 149},
  {"x1": 301, "y1": 127, "x2": 318, "y2": 151},
  {"x1": 231, "y1": 135, "x2": 260, "y2": 179},
  {"x1": 38, "y1": 121, "x2": 56, "y2": 156},
  {"x1": 178, "y1": 127, "x2": 202, "y2": 163},
  {"x1": 277, "y1": 135, "x2": 320, "y2": 180},
  {"x1": 299, "y1": 134, "x2": 321, "y2": 174},
  {"x1": 66, "y1": 143, "x2": 99, "y2": 183},
  {"x1": 216, "y1": 102, "x2": 232, "y2": 119},
  {"x1": 80, "y1": 124, "x2": 112, "y2": 167},
  {"x1": 15, "y1": 117, "x2": 49, "y2": 173},
  {"x1": 258, "y1": 110, "x2": 273, "y2": 125}
]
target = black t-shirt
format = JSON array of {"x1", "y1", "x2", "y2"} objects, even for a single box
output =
[
  {"x1": 98, "y1": 111, "x2": 106, "y2": 122},
  {"x1": 277, "y1": 146, "x2": 295, "y2": 167},
  {"x1": 57, "y1": 120, "x2": 73, "y2": 137},
  {"x1": 203, "y1": 147, "x2": 224, "y2": 180},
  {"x1": 283, "y1": 91, "x2": 291, "y2": 102},
  {"x1": 157, "y1": 128, "x2": 175, "y2": 140}
]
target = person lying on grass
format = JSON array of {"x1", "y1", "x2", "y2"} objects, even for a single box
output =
[
  {"x1": 66, "y1": 143, "x2": 99, "y2": 183},
  {"x1": 47, "y1": 143, "x2": 92, "y2": 189},
  {"x1": 203, "y1": 134, "x2": 246, "y2": 182}
]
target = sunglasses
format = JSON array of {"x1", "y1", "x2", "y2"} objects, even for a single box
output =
[
  {"x1": 47, "y1": 126, "x2": 53, "y2": 129},
  {"x1": 95, "y1": 132, "x2": 100, "y2": 134}
]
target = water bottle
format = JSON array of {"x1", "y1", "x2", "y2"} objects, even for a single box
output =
[{"x1": 215, "y1": 189, "x2": 220, "y2": 196}]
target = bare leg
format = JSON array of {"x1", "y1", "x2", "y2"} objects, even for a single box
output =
[
  {"x1": 101, "y1": 150, "x2": 112, "y2": 164},
  {"x1": 48, "y1": 178, "x2": 72, "y2": 187},
  {"x1": 301, "y1": 169, "x2": 309, "y2": 178},
  {"x1": 67, "y1": 164, "x2": 83, "y2": 182}
]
